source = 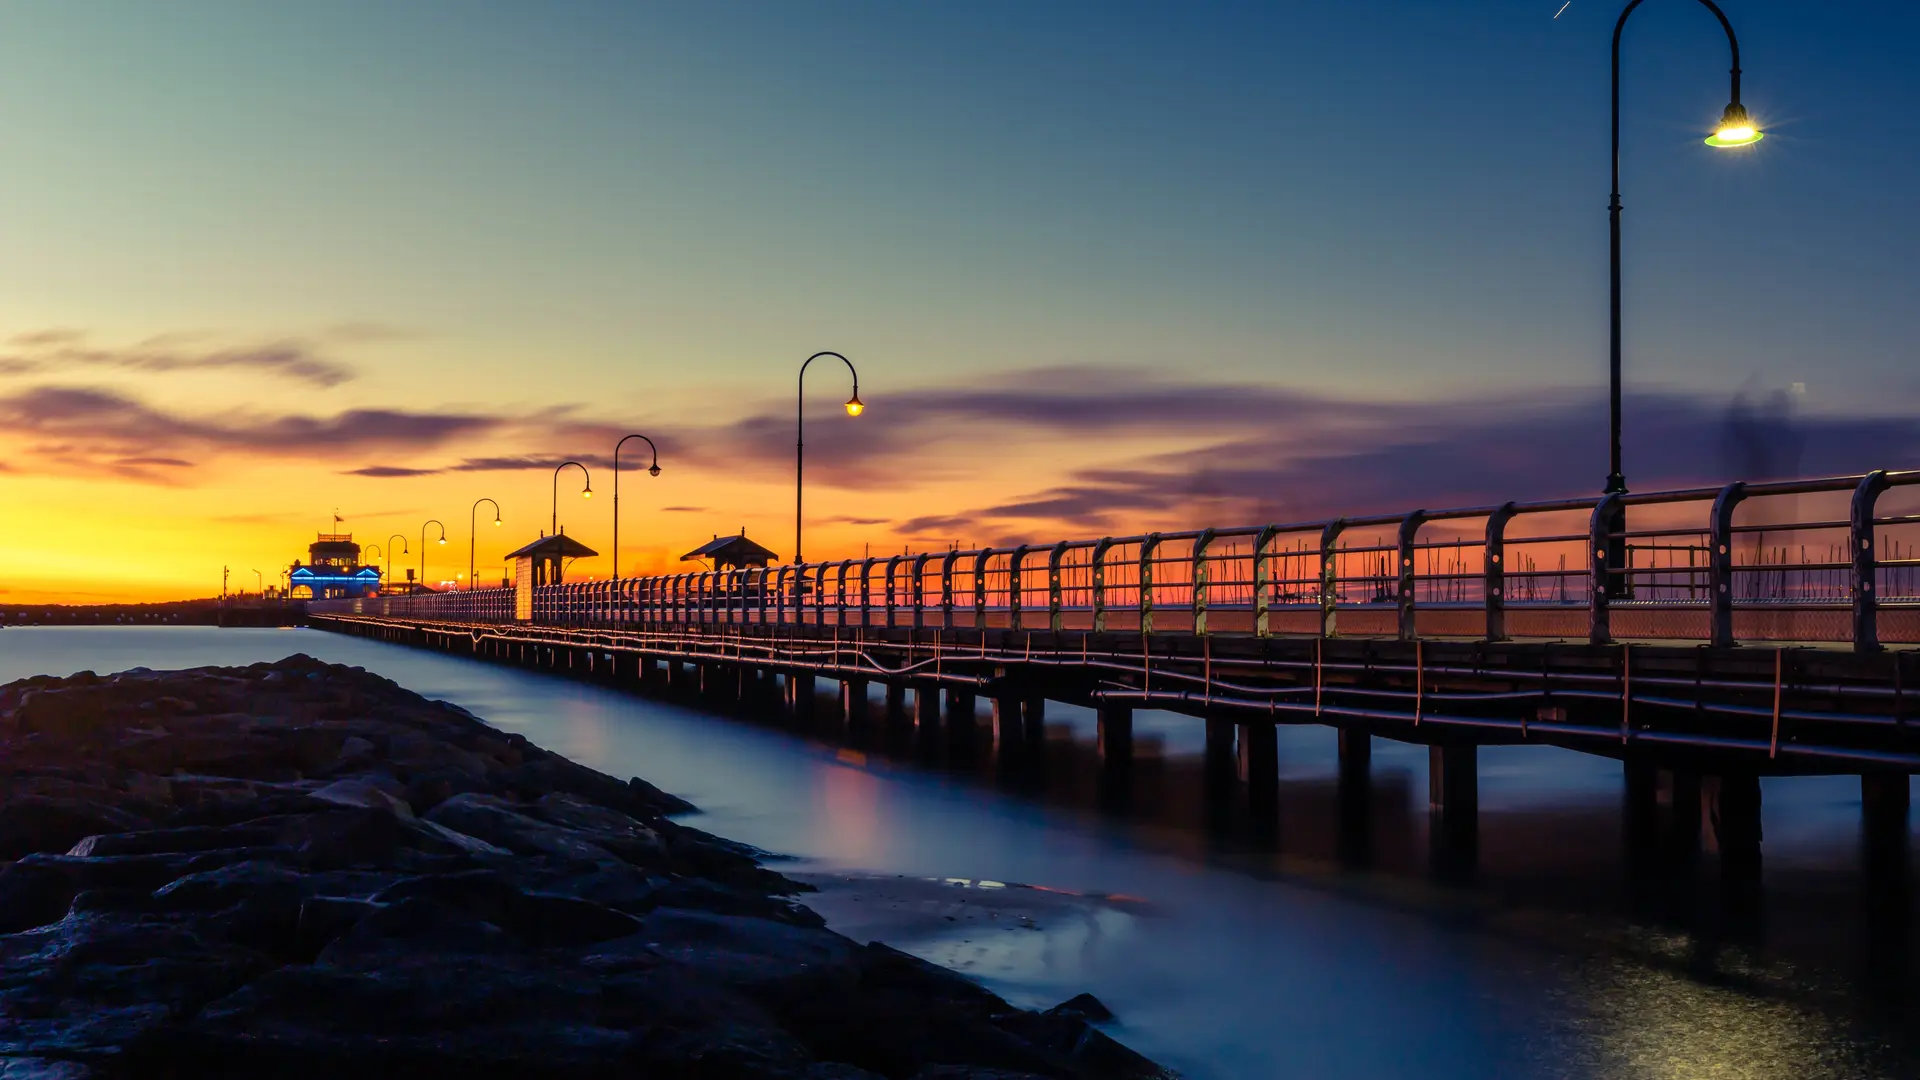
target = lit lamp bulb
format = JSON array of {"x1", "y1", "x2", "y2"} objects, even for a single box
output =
[
  {"x1": 493, "y1": 518, "x2": 502, "y2": 527},
  {"x1": 1705, "y1": 102, "x2": 1762, "y2": 148},
  {"x1": 437, "y1": 536, "x2": 447, "y2": 546},
  {"x1": 582, "y1": 487, "x2": 593, "y2": 499},
  {"x1": 844, "y1": 392, "x2": 865, "y2": 417}
]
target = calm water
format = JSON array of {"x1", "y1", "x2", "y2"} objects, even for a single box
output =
[{"x1": 4, "y1": 626, "x2": 1916, "y2": 1079}]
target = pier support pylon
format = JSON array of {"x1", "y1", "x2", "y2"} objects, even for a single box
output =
[
  {"x1": 945, "y1": 688, "x2": 977, "y2": 761},
  {"x1": 1237, "y1": 722, "x2": 1278, "y2": 830}
]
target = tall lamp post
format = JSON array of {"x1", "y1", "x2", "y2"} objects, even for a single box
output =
[
  {"x1": 795, "y1": 351, "x2": 864, "y2": 565},
  {"x1": 252, "y1": 569, "x2": 263, "y2": 595},
  {"x1": 612, "y1": 435, "x2": 661, "y2": 583},
  {"x1": 469, "y1": 498, "x2": 501, "y2": 590},
  {"x1": 383, "y1": 534, "x2": 409, "y2": 594},
  {"x1": 552, "y1": 460, "x2": 592, "y2": 539},
  {"x1": 1605, "y1": 0, "x2": 1761, "y2": 497},
  {"x1": 419, "y1": 520, "x2": 447, "y2": 599}
]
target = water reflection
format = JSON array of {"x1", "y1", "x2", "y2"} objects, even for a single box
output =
[{"x1": 3, "y1": 627, "x2": 1917, "y2": 1079}]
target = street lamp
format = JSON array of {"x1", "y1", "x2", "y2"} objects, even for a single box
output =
[
  {"x1": 795, "y1": 351, "x2": 864, "y2": 564},
  {"x1": 1605, "y1": 0, "x2": 1760, "y2": 497},
  {"x1": 384, "y1": 534, "x2": 409, "y2": 593},
  {"x1": 552, "y1": 460, "x2": 591, "y2": 538},
  {"x1": 252, "y1": 569, "x2": 263, "y2": 594},
  {"x1": 469, "y1": 498, "x2": 501, "y2": 591},
  {"x1": 612, "y1": 434, "x2": 661, "y2": 583},
  {"x1": 420, "y1": 519, "x2": 447, "y2": 597}
]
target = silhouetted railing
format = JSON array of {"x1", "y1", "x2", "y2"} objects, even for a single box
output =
[{"x1": 309, "y1": 469, "x2": 1920, "y2": 652}]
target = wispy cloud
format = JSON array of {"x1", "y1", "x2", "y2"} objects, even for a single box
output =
[
  {"x1": 0, "y1": 386, "x2": 502, "y2": 478},
  {"x1": 343, "y1": 465, "x2": 442, "y2": 478},
  {"x1": 0, "y1": 329, "x2": 359, "y2": 387}
]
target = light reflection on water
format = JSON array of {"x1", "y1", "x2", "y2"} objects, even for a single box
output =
[{"x1": 2, "y1": 626, "x2": 1915, "y2": 1080}]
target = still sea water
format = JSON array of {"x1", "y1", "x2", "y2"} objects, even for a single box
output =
[{"x1": 4, "y1": 625, "x2": 1916, "y2": 1079}]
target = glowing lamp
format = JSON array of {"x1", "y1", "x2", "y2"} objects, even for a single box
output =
[
  {"x1": 582, "y1": 487, "x2": 593, "y2": 499},
  {"x1": 492, "y1": 518, "x2": 502, "y2": 526},
  {"x1": 844, "y1": 392, "x2": 865, "y2": 417},
  {"x1": 437, "y1": 536, "x2": 447, "y2": 545},
  {"x1": 1705, "y1": 103, "x2": 1762, "y2": 148}
]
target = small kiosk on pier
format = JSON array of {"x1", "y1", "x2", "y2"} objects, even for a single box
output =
[{"x1": 506, "y1": 531, "x2": 598, "y2": 622}]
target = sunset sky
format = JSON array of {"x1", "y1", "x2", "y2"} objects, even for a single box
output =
[{"x1": 2, "y1": 1, "x2": 1916, "y2": 603}]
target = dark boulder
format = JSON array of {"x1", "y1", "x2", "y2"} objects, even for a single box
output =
[
  {"x1": 423, "y1": 793, "x2": 620, "y2": 865},
  {"x1": 0, "y1": 796, "x2": 151, "y2": 861}
]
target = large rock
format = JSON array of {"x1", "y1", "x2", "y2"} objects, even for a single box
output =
[
  {"x1": 0, "y1": 657, "x2": 1178, "y2": 1079},
  {"x1": 423, "y1": 793, "x2": 621, "y2": 865},
  {"x1": 0, "y1": 796, "x2": 151, "y2": 861}
]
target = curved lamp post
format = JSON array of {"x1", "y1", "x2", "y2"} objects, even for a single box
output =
[
  {"x1": 419, "y1": 520, "x2": 447, "y2": 596},
  {"x1": 469, "y1": 498, "x2": 501, "y2": 590},
  {"x1": 384, "y1": 534, "x2": 409, "y2": 593},
  {"x1": 795, "y1": 351, "x2": 864, "y2": 565},
  {"x1": 252, "y1": 569, "x2": 263, "y2": 594},
  {"x1": 1605, "y1": 0, "x2": 1761, "y2": 497},
  {"x1": 552, "y1": 460, "x2": 592, "y2": 538},
  {"x1": 612, "y1": 435, "x2": 661, "y2": 583}
]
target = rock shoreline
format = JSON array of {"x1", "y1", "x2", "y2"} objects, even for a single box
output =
[{"x1": 0, "y1": 655, "x2": 1178, "y2": 1079}]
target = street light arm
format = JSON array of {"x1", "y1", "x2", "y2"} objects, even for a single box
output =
[
  {"x1": 1612, "y1": 0, "x2": 1745, "y2": 197},
  {"x1": 795, "y1": 351, "x2": 861, "y2": 565},
  {"x1": 552, "y1": 460, "x2": 591, "y2": 536},
  {"x1": 470, "y1": 498, "x2": 501, "y2": 592},
  {"x1": 612, "y1": 435, "x2": 662, "y2": 583}
]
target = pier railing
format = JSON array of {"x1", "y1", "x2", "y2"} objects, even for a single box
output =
[{"x1": 311, "y1": 469, "x2": 1920, "y2": 652}]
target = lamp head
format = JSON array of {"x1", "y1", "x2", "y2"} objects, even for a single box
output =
[
  {"x1": 582, "y1": 485, "x2": 593, "y2": 499},
  {"x1": 1706, "y1": 102, "x2": 1762, "y2": 148},
  {"x1": 493, "y1": 517, "x2": 502, "y2": 527},
  {"x1": 648, "y1": 463, "x2": 661, "y2": 478},
  {"x1": 845, "y1": 391, "x2": 865, "y2": 417},
  {"x1": 437, "y1": 536, "x2": 447, "y2": 546}
]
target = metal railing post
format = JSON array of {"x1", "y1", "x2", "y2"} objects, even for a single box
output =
[
  {"x1": 1140, "y1": 533, "x2": 1163, "y2": 636},
  {"x1": 1396, "y1": 511, "x2": 1428, "y2": 641},
  {"x1": 885, "y1": 555, "x2": 902, "y2": 628},
  {"x1": 774, "y1": 566, "x2": 790, "y2": 626},
  {"x1": 1252, "y1": 526, "x2": 1279, "y2": 637},
  {"x1": 836, "y1": 561, "x2": 852, "y2": 627},
  {"x1": 1048, "y1": 541, "x2": 1068, "y2": 633},
  {"x1": 859, "y1": 558, "x2": 875, "y2": 627},
  {"x1": 941, "y1": 550, "x2": 959, "y2": 630},
  {"x1": 1007, "y1": 546, "x2": 1029, "y2": 631},
  {"x1": 912, "y1": 553, "x2": 931, "y2": 629},
  {"x1": 1319, "y1": 519, "x2": 1346, "y2": 638},
  {"x1": 1484, "y1": 503, "x2": 1517, "y2": 642},
  {"x1": 813, "y1": 564, "x2": 829, "y2": 626},
  {"x1": 1709, "y1": 482, "x2": 1748, "y2": 649},
  {"x1": 1191, "y1": 529, "x2": 1217, "y2": 635},
  {"x1": 1589, "y1": 493, "x2": 1623, "y2": 645},
  {"x1": 973, "y1": 550, "x2": 992, "y2": 629},
  {"x1": 1091, "y1": 538, "x2": 1114, "y2": 634},
  {"x1": 1852, "y1": 470, "x2": 1890, "y2": 653}
]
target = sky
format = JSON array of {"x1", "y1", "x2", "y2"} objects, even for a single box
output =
[{"x1": 1, "y1": 1, "x2": 1916, "y2": 603}]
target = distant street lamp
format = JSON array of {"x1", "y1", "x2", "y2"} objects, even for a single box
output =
[
  {"x1": 384, "y1": 534, "x2": 409, "y2": 593},
  {"x1": 552, "y1": 460, "x2": 592, "y2": 539},
  {"x1": 469, "y1": 498, "x2": 502, "y2": 590},
  {"x1": 795, "y1": 351, "x2": 864, "y2": 564},
  {"x1": 612, "y1": 435, "x2": 661, "y2": 583},
  {"x1": 252, "y1": 569, "x2": 263, "y2": 594},
  {"x1": 420, "y1": 519, "x2": 447, "y2": 595},
  {"x1": 1604, "y1": 0, "x2": 1761, "y2": 497}
]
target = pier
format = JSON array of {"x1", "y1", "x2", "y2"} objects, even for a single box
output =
[{"x1": 307, "y1": 469, "x2": 1920, "y2": 872}]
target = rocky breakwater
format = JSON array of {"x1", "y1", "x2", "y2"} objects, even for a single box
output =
[{"x1": 0, "y1": 655, "x2": 1176, "y2": 1079}]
